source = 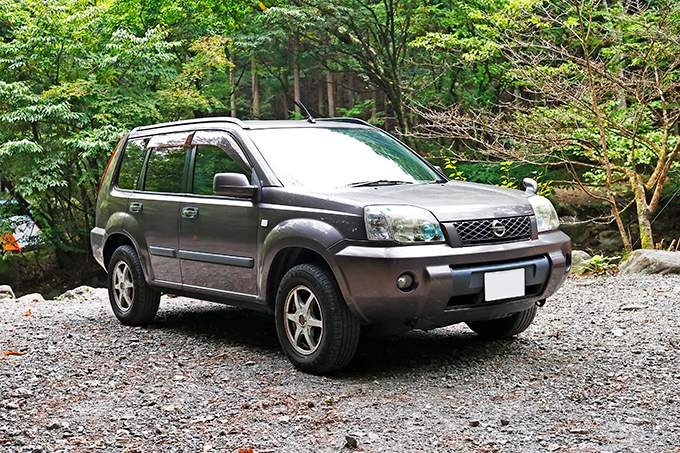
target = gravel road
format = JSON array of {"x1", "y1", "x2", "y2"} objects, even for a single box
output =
[{"x1": 1, "y1": 273, "x2": 679, "y2": 453}]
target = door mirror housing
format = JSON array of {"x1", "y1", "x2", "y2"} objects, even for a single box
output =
[{"x1": 213, "y1": 173, "x2": 256, "y2": 198}]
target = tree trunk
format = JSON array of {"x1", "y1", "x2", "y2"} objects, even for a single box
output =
[
  {"x1": 371, "y1": 89, "x2": 377, "y2": 118},
  {"x1": 230, "y1": 68, "x2": 236, "y2": 118},
  {"x1": 293, "y1": 41, "x2": 301, "y2": 116},
  {"x1": 327, "y1": 72, "x2": 334, "y2": 117},
  {"x1": 251, "y1": 59, "x2": 260, "y2": 119},
  {"x1": 630, "y1": 173, "x2": 654, "y2": 249},
  {"x1": 318, "y1": 81, "x2": 325, "y2": 116},
  {"x1": 281, "y1": 92, "x2": 289, "y2": 120}
]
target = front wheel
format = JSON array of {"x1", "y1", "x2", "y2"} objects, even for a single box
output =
[
  {"x1": 275, "y1": 264, "x2": 360, "y2": 374},
  {"x1": 466, "y1": 304, "x2": 537, "y2": 339},
  {"x1": 107, "y1": 245, "x2": 160, "y2": 326}
]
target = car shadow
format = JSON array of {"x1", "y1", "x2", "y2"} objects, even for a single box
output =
[{"x1": 150, "y1": 302, "x2": 535, "y2": 378}]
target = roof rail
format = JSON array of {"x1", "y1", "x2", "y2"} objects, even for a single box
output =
[
  {"x1": 133, "y1": 116, "x2": 249, "y2": 132},
  {"x1": 315, "y1": 118, "x2": 373, "y2": 127}
]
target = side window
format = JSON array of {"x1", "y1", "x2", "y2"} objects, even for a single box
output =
[
  {"x1": 192, "y1": 146, "x2": 251, "y2": 195},
  {"x1": 117, "y1": 138, "x2": 147, "y2": 190},
  {"x1": 143, "y1": 132, "x2": 192, "y2": 193},
  {"x1": 191, "y1": 131, "x2": 251, "y2": 196}
]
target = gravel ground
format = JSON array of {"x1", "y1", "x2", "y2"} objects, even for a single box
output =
[{"x1": 1, "y1": 273, "x2": 680, "y2": 453}]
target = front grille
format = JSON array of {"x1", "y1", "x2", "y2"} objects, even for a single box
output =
[{"x1": 453, "y1": 216, "x2": 532, "y2": 246}]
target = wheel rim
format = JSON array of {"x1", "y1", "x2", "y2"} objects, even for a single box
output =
[
  {"x1": 112, "y1": 261, "x2": 134, "y2": 313},
  {"x1": 283, "y1": 285, "x2": 324, "y2": 355}
]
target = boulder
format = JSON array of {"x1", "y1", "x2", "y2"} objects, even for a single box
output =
[
  {"x1": 0, "y1": 285, "x2": 15, "y2": 300},
  {"x1": 619, "y1": 249, "x2": 680, "y2": 274},
  {"x1": 59, "y1": 285, "x2": 107, "y2": 300},
  {"x1": 571, "y1": 250, "x2": 592, "y2": 274},
  {"x1": 16, "y1": 293, "x2": 45, "y2": 303},
  {"x1": 59, "y1": 285, "x2": 95, "y2": 299},
  {"x1": 559, "y1": 216, "x2": 591, "y2": 245},
  {"x1": 598, "y1": 230, "x2": 624, "y2": 252}
]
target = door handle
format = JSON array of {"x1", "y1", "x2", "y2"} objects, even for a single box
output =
[
  {"x1": 129, "y1": 202, "x2": 143, "y2": 213},
  {"x1": 182, "y1": 207, "x2": 199, "y2": 219}
]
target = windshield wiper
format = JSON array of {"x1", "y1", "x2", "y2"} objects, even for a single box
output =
[{"x1": 345, "y1": 180, "x2": 414, "y2": 188}]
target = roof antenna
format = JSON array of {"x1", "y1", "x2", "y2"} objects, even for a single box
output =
[{"x1": 295, "y1": 100, "x2": 316, "y2": 124}]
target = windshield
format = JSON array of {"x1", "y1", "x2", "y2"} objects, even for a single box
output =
[{"x1": 247, "y1": 127, "x2": 442, "y2": 190}]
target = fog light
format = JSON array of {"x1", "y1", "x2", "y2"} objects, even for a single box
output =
[{"x1": 396, "y1": 273, "x2": 414, "y2": 291}]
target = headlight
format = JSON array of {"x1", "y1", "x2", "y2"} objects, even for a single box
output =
[
  {"x1": 365, "y1": 206, "x2": 444, "y2": 243},
  {"x1": 528, "y1": 196, "x2": 560, "y2": 233}
]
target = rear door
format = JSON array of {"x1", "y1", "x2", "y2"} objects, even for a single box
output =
[
  {"x1": 178, "y1": 130, "x2": 259, "y2": 297},
  {"x1": 125, "y1": 132, "x2": 192, "y2": 288}
]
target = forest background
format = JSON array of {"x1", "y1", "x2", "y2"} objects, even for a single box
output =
[{"x1": 0, "y1": 0, "x2": 679, "y2": 292}]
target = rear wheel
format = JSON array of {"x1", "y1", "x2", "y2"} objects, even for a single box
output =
[
  {"x1": 275, "y1": 264, "x2": 360, "y2": 374},
  {"x1": 466, "y1": 304, "x2": 537, "y2": 339},
  {"x1": 108, "y1": 245, "x2": 160, "y2": 326}
]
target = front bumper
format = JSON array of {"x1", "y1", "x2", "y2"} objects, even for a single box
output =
[{"x1": 330, "y1": 230, "x2": 571, "y2": 330}]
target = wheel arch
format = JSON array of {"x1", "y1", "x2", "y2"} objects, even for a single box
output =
[
  {"x1": 102, "y1": 233, "x2": 137, "y2": 270},
  {"x1": 265, "y1": 246, "x2": 332, "y2": 313}
]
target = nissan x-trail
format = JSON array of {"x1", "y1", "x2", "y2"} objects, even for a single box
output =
[{"x1": 91, "y1": 117, "x2": 571, "y2": 373}]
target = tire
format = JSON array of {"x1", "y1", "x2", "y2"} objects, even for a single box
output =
[
  {"x1": 466, "y1": 303, "x2": 538, "y2": 340},
  {"x1": 275, "y1": 264, "x2": 360, "y2": 374},
  {"x1": 107, "y1": 245, "x2": 161, "y2": 326}
]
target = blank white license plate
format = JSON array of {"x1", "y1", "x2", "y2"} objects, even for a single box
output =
[{"x1": 484, "y1": 268, "x2": 525, "y2": 302}]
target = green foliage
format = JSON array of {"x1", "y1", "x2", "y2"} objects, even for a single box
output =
[
  {"x1": 0, "y1": 0, "x2": 241, "y2": 264},
  {"x1": 584, "y1": 255, "x2": 619, "y2": 274},
  {"x1": 443, "y1": 158, "x2": 466, "y2": 181}
]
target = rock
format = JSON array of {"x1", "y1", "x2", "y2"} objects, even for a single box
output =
[
  {"x1": 59, "y1": 285, "x2": 95, "y2": 299},
  {"x1": 345, "y1": 435, "x2": 359, "y2": 448},
  {"x1": 0, "y1": 285, "x2": 15, "y2": 300},
  {"x1": 16, "y1": 293, "x2": 45, "y2": 303},
  {"x1": 619, "y1": 249, "x2": 680, "y2": 274},
  {"x1": 560, "y1": 216, "x2": 591, "y2": 244},
  {"x1": 571, "y1": 250, "x2": 591, "y2": 274},
  {"x1": 624, "y1": 417, "x2": 648, "y2": 425},
  {"x1": 45, "y1": 290, "x2": 62, "y2": 300},
  {"x1": 620, "y1": 304, "x2": 647, "y2": 311},
  {"x1": 12, "y1": 388, "x2": 34, "y2": 398},
  {"x1": 501, "y1": 419, "x2": 510, "y2": 426},
  {"x1": 598, "y1": 230, "x2": 624, "y2": 252},
  {"x1": 469, "y1": 420, "x2": 480, "y2": 427}
]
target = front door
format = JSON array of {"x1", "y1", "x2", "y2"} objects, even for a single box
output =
[{"x1": 178, "y1": 131, "x2": 259, "y2": 297}]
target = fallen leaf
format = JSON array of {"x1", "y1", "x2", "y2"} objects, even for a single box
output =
[
  {"x1": 3, "y1": 351, "x2": 24, "y2": 356},
  {"x1": 238, "y1": 449, "x2": 254, "y2": 453},
  {"x1": 203, "y1": 443, "x2": 212, "y2": 452},
  {"x1": 25, "y1": 309, "x2": 31, "y2": 317}
]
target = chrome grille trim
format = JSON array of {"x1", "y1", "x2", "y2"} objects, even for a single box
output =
[{"x1": 452, "y1": 216, "x2": 532, "y2": 246}]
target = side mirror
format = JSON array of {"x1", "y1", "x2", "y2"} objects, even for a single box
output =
[
  {"x1": 213, "y1": 173, "x2": 256, "y2": 198},
  {"x1": 523, "y1": 177, "x2": 538, "y2": 196}
]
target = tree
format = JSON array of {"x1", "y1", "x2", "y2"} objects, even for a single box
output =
[
  {"x1": 278, "y1": 0, "x2": 422, "y2": 136},
  {"x1": 0, "y1": 0, "x2": 180, "y2": 266},
  {"x1": 415, "y1": 0, "x2": 680, "y2": 250}
]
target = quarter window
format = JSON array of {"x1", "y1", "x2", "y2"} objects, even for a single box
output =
[{"x1": 117, "y1": 138, "x2": 147, "y2": 190}]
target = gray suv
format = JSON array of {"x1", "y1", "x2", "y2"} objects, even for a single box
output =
[{"x1": 91, "y1": 117, "x2": 571, "y2": 373}]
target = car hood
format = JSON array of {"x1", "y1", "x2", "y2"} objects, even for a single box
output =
[{"x1": 328, "y1": 180, "x2": 534, "y2": 222}]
